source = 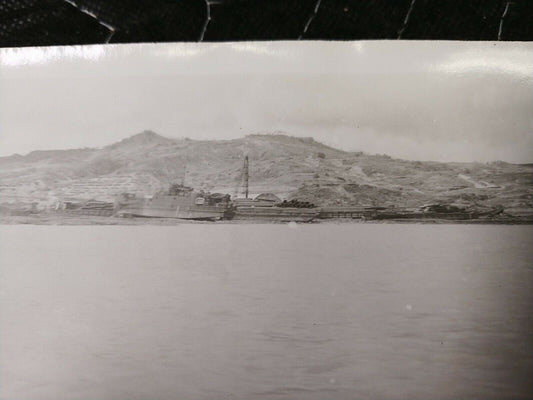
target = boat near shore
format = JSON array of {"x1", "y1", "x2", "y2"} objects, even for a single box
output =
[{"x1": 114, "y1": 184, "x2": 233, "y2": 221}]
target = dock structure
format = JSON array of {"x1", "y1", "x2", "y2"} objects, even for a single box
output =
[
  {"x1": 318, "y1": 206, "x2": 371, "y2": 219},
  {"x1": 55, "y1": 199, "x2": 115, "y2": 217},
  {"x1": 77, "y1": 200, "x2": 115, "y2": 216}
]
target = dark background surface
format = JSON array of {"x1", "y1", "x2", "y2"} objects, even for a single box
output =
[{"x1": 0, "y1": 0, "x2": 532, "y2": 48}]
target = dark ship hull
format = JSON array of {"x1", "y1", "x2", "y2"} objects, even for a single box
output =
[{"x1": 117, "y1": 203, "x2": 230, "y2": 220}]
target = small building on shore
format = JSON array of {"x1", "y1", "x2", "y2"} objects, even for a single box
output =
[{"x1": 254, "y1": 193, "x2": 281, "y2": 203}]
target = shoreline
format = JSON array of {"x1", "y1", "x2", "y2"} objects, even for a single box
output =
[{"x1": 1, "y1": 214, "x2": 532, "y2": 226}]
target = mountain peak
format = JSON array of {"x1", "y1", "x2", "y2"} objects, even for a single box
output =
[
  {"x1": 129, "y1": 130, "x2": 168, "y2": 141},
  {"x1": 108, "y1": 130, "x2": 175, "y2": 149}
]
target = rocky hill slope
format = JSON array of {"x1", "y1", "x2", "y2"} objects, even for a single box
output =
[{"x1": 1, "y1": 131, "x2": 532, "y2": 216}]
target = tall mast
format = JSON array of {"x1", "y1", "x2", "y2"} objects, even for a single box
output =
[
  {"x1": 244, "y1": 155, "x2": 249, "y2": 199},
  {"x1": 181, "y1": 158, "x2": 187, "y2": 186}
]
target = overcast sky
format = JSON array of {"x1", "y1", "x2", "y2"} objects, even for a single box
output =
[{"x1": 1, "y1": 41, "x2": 532, "y2": 163}]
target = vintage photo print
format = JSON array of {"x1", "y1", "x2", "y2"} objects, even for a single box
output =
[{"x1": 0, "y1": 41, "x2": 532, "y2": 399}]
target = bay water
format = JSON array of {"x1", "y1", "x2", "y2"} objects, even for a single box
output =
[{"x1": 1, "y1": 224, "x2": 532, "y2": 399}]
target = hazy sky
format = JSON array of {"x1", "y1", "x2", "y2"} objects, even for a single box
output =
[{"x1": 1, "y1": 41, "x2": 532, "y2": 162}]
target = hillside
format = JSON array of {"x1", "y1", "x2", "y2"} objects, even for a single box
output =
[{"x1": 1, "y1": 131, "x2": 532, "y2": 217}]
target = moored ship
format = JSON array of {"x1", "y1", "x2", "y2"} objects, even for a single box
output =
[{"x1": 115, "y1": 184, "x2": 233, "y2": 220}]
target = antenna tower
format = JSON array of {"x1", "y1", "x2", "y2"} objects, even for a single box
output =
[{"x1": 244, "y1": 155, "x2": 249, "y2": 199}]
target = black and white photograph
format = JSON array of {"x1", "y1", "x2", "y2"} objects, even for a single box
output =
[{"x1": 0, "y1": 40, "x2": 532, "y2": 399}]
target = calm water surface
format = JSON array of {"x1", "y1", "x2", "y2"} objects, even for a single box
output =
[{"x1": 1, "y1": 224, "x2": 532, "y2": 400}]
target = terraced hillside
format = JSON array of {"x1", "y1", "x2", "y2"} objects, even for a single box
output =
[{"x1": 0, "y1": 131, "x2": 532, "y2": 217}]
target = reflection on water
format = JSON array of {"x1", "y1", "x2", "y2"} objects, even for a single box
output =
[{"x1": 1, "y1": 224, "x2": 532, "y2": 400}]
